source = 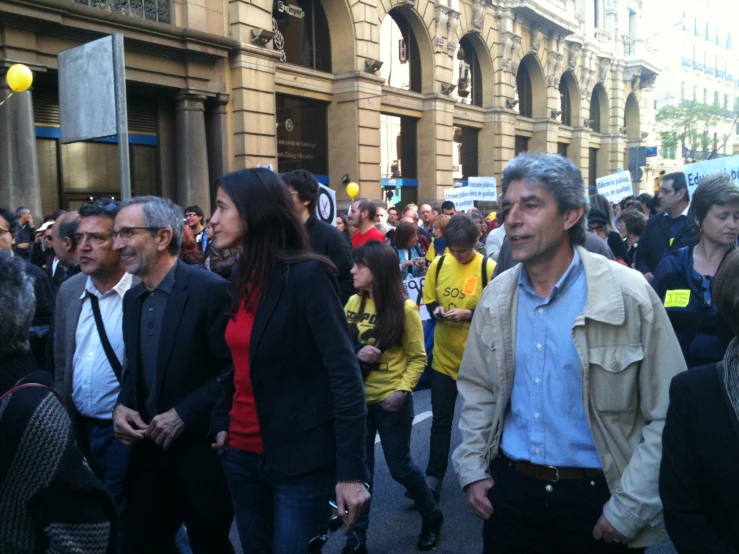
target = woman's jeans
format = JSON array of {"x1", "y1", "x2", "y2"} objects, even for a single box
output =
[
  {"x1": 425, "y1": 370, "x2": 459, "y2": 493},
  {"x1": 347, "y1": 395, "x2": 439, "y2": 547},
  {"x1": 221, "y1": 448, "x2": 334, "y2": 554}
]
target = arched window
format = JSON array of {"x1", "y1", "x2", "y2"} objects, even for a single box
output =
[
  {"x1": 516, "y1": 64, "x2": 533, "y2": 117},
  {"x1": 590, "y1": 83, "x2": 608, "y2": 133},
  {"x1": 273, "y1": 0, "x2": 332, "y2": 72},
  {"x1": 454, "y1": 36, "x2": 483, "y2": 107},
  {"x1": 559, "y1": 77, "x2": 572, "y2": 126},
  {"x1": 379, "y1": 10, "x2": 422, "y2": 92}
]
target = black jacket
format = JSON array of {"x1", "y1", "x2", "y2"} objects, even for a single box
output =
[
  {"x1": 660, "y1": 363, "x2": 739, "y2": 554},
  {"x1": 306, "y1": 216, "x2": 355, "y2": 304},
  {"x1": 118, "y1": 260, "x2": 232, "y2": 432},
  {"x1": 211, "y1": 259, "x2": 367, "y2": 481},
  {"x1": 634, "y1": 211, "x2": 699, "y2": 274}
]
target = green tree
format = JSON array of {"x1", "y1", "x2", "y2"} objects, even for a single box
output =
[{"x1": 656, "y1": 101, "x2": 728, "y2": 163}]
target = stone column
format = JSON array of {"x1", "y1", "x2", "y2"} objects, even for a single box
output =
[
  {"x1": 0, "y1": 74, "x2": 42, "y2": 218},
  {"x1": 417, "y1": 95, "x2": 456, "y2": 201},
  {"x1": 175, "y1": 93, "x2": 211, "y2": 214},
  {"x1": 207, "y1": 93, "x2": 230, "y2": 207}
]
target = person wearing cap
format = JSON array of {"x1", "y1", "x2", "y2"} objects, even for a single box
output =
[
  {"x1": 587, "y1": 208, "x2": 629, "y2": 264},
  {"x1": 30, "y1": 221, "x2": 54, "y2": 269}
]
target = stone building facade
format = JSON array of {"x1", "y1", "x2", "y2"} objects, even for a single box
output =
[{"x1": 0, "y1": 0, "x2": 658, "y2": 216}]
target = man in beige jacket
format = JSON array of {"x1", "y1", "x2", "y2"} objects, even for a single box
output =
[{"x1": 452, "y1": 153, "x2": 686, "y2": 553}]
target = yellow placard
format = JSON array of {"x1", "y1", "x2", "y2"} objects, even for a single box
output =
[
  {"x1": 463, "y1": 276, "x2": 479, "y2": 295},
  {"x1": 664, "y1": 289, "x2": 691, "y2": 308}
]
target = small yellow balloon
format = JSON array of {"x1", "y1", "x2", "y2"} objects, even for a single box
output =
[
  {"x1": 6, "y1": 64, "x2": 33, "y2": 93},
  {"x1": 346, "y1": 182, "x2": 359, "y2": 198}
]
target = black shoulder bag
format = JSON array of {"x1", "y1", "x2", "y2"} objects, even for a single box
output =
[{"x1": 88, "y1": 294, "x2": 123, "y2": 383}]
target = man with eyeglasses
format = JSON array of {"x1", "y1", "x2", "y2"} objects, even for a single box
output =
[
  {"x1": 111, "y1": 196, "x2": 234, "y2": 554},
  {"x1": 53, "y1": 199, "x2": 134, "y2": 508},
  {"x1": 635, "y1": 172, "x2": 697, "y2": 283},
  {"x1": 0, "y1": 206, "x2": 56, "y2": 366},
  {"x1": 184, "y1": 205, "x2": 208, "y2": 254}
]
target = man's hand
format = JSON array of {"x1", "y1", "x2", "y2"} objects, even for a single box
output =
[
  {"x1": 335, "y1": 482, "x2": 371, "y2": 532},
  {"x1": 211, "y1": 431, "x2": 229, "y2": 453},
  {"x1": 113, "y1": 405, "x2": 148, "y2": 445},
  {"x1": 145, "y1": 408, "x2": 185, "y2": 451},
  {"x1": 381, "y1": 391, "x2": 406, "y2": 412},
  {"x1": 16, "y1": 242, "x2": 30, "y2": 250},
  {"x1": 444, "y1": 308, "x2": 472, "y2": 322},
  {"x1": 643, "y1": 272, "x2": 654, "y2": 283},
  {"x1": 592, "y1": 514, "x2": 629, "y2": 544},
  {"x1": 356, "y1": 345, "x2": 381, "y2": 365},
  {"x1": 465, "y1": 478, "x2": 495, "y2": 520}
]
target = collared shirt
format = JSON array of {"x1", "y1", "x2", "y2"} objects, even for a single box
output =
[
  {"x1": 72, "y1": 272, "x2": 134, "y2": 419},
  {"x1": 501, "y1": 248, "x2": 602, "y2": 468},
  {"x1": 137, "y1": 264, "x2": 177, "y2": 419}
]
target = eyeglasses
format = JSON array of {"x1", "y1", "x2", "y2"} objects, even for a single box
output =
[
  {"x1": 588, "y1": 225, "x2": 607, "y2": 234},
  {"x1": 660, "y1": 187, "x2": 675, "y2": 195},
  {"x1": 184, "y1": 213, "x2": 199, "y2": 218},
  {"x1": 0, "y1": 227, "x2": 10, "y2": 237},
  {"x1": 112, "y1": 227, "x2": 162, "y2": 240},
  {"x1": 74, "y1": 232, "x2": 114, "y2": 245}
]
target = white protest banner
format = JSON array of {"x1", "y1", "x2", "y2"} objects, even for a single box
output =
[
  {"x1": 683, "y1": 156, "x2": 739, "y2": 199},
  {"x1": 444, "y1": 187, "x2": 474, "y2": 211},
  {"x1": 467, "y1": 177, "x2": 498, "y2": 202},
  {"x1": 403, "y1": 276, "x2": 430, "y2": 321},
  {"x1": 315, "y1": 183, "x2": 336, "y2": 226},
  {"x1": 595, "y1": 172, "x2": 633, "y2": 203}
]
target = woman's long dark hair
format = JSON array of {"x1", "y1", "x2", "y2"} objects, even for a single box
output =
[
  {"x1": 350, "y1": 241, "x2": 407, "y2": 349},
  {"x1": 218, "y1": 168, "x2": 327, "y2": 314}
]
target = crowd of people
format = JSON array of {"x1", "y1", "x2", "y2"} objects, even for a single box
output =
[{"x1": 0, "y1": 151, "x2": 738, "y2": 554}]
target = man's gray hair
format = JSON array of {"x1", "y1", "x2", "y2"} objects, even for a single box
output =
[
  {"x1": 0, "y1": 253, "x2": 35, "y2": 356},
  {"x1": 501, "y1": 152, "x2": 589, "y2": 246},
  {"x1": 120, "y1": 196, "x2": 183, "y2": 256}
]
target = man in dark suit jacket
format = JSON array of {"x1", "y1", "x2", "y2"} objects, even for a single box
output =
[{"x1": 111, "y1": 196, "x2": 233, "y2": 554}]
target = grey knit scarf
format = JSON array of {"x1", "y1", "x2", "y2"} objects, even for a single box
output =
[{"x1": 723, "y1": 337, "x2": 739, "y2": 426}]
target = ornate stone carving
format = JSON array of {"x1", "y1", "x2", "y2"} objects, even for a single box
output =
[
  {"x1": 530, "y1": 25, "x2": 544, "y2": 55},
  {"x1": 580, "y1": 68, "x2": 595, "y2": 99},
  {"x1": 598, "y1": 57, "x2": 611, "y2": 82},
  {"x1": 471, "y1": 0, "x2": 485, "y2": 33},
  {"x1": 510, "y1": 35, "x2": 523, "y2": 74},
  {"x1": 547, "y1": 51, "x2": 564, "y2": 88},
  {"x1": 447, "y1": 10, "x2": 460, "y2": 56},
  {"x1": 567, "y1": 42, "x2": 581, "y2": 71},
  {"x1": 434, "y1": 6, "x2": 448, "y2": 54},
  {"x1": 640, "y1": 74, "x2": 657, "y2": 90},
  {"x1": 404, "y1": 0, "x2": 416, "y2": 6}
]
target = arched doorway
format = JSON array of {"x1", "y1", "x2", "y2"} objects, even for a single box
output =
[
  {"x1": 589, "y1": 83, "x2": 609, "y2": 133},
  {"x1": 558, "y1": 71, "x2": 580, "y2": 127},
  {"x1": 624, "y1": 93, "x2": 640, "y2": 140},
  {"x1": 515, "y1": 54, "x2": 547, "y2": 118},
  {"x1": 379, "y1": 8, "x2": 426, "y2": 92}
]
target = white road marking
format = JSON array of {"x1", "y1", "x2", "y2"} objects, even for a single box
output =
[{"x1": 375, "y1": 410, "x2": 433, "y2": 444}]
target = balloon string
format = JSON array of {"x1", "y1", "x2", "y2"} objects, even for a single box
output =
[{"x1": 0, "y1": 92, "x2": 15, "y2": 108}]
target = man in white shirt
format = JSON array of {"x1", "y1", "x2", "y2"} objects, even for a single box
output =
[{"x1": 54, "y1": 199, "x2": 134, "y2": 505}]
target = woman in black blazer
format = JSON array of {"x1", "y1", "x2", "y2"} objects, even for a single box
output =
[
  {"x1": 660, "y1": 249, "x2": 739, "y2": 554},
  {"x1": 208, "y1": 168, "x2": 370, "y2": 553}
]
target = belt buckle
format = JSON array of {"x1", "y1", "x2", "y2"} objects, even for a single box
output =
[{"x1": 543, "y1": 465, "x2": 560, "y2": 483}]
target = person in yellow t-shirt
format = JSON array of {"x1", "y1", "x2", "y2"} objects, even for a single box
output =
[
  {"x1": 422, "y1": 215, "x2": 496, "y2": 501},
  {"x1": 425, "y1": 214, "x2": 451, "y2": 262},
  {"x1": 344, "y1": 241, "x2": 443, "y2": 553}
]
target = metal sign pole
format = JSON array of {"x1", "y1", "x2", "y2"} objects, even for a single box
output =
[{"x1": 112, "y1": 33, "x2": 131, "y2": 201}]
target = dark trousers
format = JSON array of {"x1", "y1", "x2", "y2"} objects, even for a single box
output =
[
  {"x1": 79, "y1": 418, "x2": 131, "y2": 506},
  {"x1": 483, "y1": 456, "x2": 645, "y2": 554},
  {"x1": 426, "y1": 370, "x2": 458, "y2": 488},
  {"x1": 121, "y1": 440, "x2": 233, "y2": 554},
  {"x1": 221, "y1": 448, "x2": 334, "y2": 554},
  {"x1": 349, "y1": 396, "x2": 440, "y2": 546}
]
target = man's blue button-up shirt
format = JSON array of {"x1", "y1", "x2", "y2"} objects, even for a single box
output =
[{"x1": 501, "y1": 248, "x2": 602, "y2": 469}]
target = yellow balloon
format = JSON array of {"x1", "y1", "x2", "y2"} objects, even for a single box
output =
[
  {"x1": 346, "y1": 182, "x2": 359, "y2": 198},
  {"x1": 6, "y1": 64, "x2": 33, "y2": 93}
]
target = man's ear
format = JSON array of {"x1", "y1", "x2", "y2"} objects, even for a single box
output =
[
  {"x1": 157, "y1": 228, "x2": 174, "y2": 253},
  {"x1": 62, "y1": 237, "x2": 73, "y2": 253},
  {"x1": 563, "y1": 206, "x2": 585, "y2": 232}
]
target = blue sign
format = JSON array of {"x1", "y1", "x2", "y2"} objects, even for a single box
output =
[
  {"x1": 645, "y1": 146, "x2": 658, "y2": 158},
  {"x1": 381, "y1": 178, "x2": 418, "y2": 188}
]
